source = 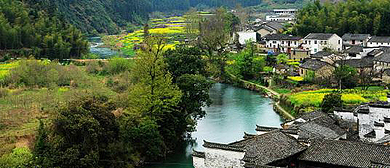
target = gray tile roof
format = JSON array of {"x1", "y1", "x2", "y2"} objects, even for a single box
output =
[
  {"x1": 304, "y1": 33, "x2": 334, "y2": 40},
  {"x1": 299, "y1": 59, "x2": 331, "y2": 71},
  {"x1": 345, "y1": 45, "x2": 363, "y2": 54},
  {"x1": 373, "y1": 52, "x2": 390, "y2": 63},
  {"x1": 369, "y1": 36, "x2": 390, "y2": 43},
  {"x1": 265, "y1": 22, "x2": 284, "y2": 31},
  {"x1": 297, "y1": 116, "x2": 346, "y2": 140},
  {"x1": 310, "y1": 51, "x2": 332, "y2": 58},
  {"x1": 368, "y1": 49, "x2": 384, "y2": 56},
  {"x1": 237, "y1": 131, "x2": 306, "y2": 166},
  {"x1": 263, "y1": 34, "x2": 301, "y2": 41},
  {"x1": 342, "y1": 33, "x2": 370, "y2": 41},
  {"x1": 335, "y1": 57, "x2": 374, "y2": 68},
  {"x1": 299, "y1": 139, "x2": 390, "y2": 168}
]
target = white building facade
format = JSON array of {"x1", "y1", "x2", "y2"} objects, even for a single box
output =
[{"x1": 302, "y1": 33, "x2": 342, "y2": 54}]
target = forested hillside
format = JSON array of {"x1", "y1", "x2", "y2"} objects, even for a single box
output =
[
  {"x1": 27, "y1": 0, "x2": 265, "y2": 34},
  {"x1": 0, "y1": 0, "x2": 89, "y2": 60},
  {"x1": 294, "y1": 0, "x2": 390, "y2": 36}
]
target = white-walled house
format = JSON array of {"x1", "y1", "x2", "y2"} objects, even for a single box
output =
[
  {"x1": 367, "y1": 36, "x2": 390, "y2": 47},
  {"x1": 236, "y1": 31, "x2": 257, "y2": 45},
  {"x1": 342, "y1": 33, "x2": 371, "y2": 49},
  {"x1": 263, "y1": 34, "x2": 301, "y2": 54},
  {"x1": 302, "y1": 33, "x2": 342, "y2": 54}
]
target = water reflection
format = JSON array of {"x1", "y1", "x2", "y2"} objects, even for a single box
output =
[{"x1": 144, "y1": 83, "x2": 284, "y2": 168}]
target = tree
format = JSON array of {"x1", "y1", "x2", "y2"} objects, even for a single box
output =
[
  {"x1": 198, "y1": 8, "x2": 239, "y2": 78},
  {"x1": 164, "y1": 46, "x2": 208, "y2": 81},
  {"x1": 127, "y1": 36, "x2": 183, "y2": 151},
  {"x1": 321, "y1": 93, "x2": 343, "y2": 113},
  {"x1": 164, "y1": 45, "x2": 213, "y2": 136},
  {"x1": 358, "y1": 68, "x2": 376, "y2": 90},
  {"x1": 33, "y1": 95, "x2": 133, "y2": 168},
  {"x1": 334, "y1": 65, "x2": 358, "y2": 89},
  {"x1": 276, "y1": 53, "x2": 288, "y2": 64}
]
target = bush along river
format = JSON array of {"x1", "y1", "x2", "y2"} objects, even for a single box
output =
[{"x1": 144, "y1": 83, "x2": 284, "y2": 168}]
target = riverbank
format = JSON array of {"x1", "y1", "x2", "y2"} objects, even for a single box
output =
[{"x1": 226, "y1": 73, "x2": 295, "y2": 120}]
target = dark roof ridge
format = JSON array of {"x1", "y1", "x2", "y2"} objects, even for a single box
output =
[
  {"x1": 192, "y1": 150, "x2": 205, "y2": 158},
  {"x1": 203, "y1": 140, "x2": 245, "y2": 152},
  {"x1": 256, "y1": 125, "x2": 280, "y2": 131}
]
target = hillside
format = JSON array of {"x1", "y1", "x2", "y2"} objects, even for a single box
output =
[{"x1": 26, "y1": 0, "x2": 268, "y2": 35}]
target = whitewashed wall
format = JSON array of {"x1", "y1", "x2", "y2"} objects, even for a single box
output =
[
  {"x1": 204, "y1": 147, "x2": 245, "y2": 168},
  {"x1": 193, "y1": 156, "x2": 205, "y2": 168},
  {"x1": 237, "y1": 32, "x2": 257, "y2": 45},
  {"x1": 334, "y1": 111, "x2": 357, "y2": 123}
]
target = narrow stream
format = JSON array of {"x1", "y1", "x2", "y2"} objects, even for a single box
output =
[
  {"x1": 144, "y1": 83, "x2": 284, "y2": 168},
  {"x1": 88, "y1": 37, "x2": 118, "y2": 58}
]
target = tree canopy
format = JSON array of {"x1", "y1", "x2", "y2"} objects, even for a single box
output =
[
  {"x1": 0, "y1": 0, "x2": 89, "y2": 59},
  {"x1": 294, "y1": 0, "x2": 390, "y2": 36}
]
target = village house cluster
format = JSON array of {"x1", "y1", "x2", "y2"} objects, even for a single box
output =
[
  {"x1": 235, "y1": 9, "x2": 390, "y2": 83},
  {"x1": 193, "y1": 98, "x2": 390, "y2": 168},
  {"x1": 192, "y1": 9, "x2": 390, "y2": 168}
]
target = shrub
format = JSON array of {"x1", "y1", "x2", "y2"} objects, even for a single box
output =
[
  {"x1": 85, "y1": 61, "x2": 103, "y2": 74},
  {"x1": 0, "y1": 147, "x2": 33, "y2": 168},
  {"x1": 104, "y1": 57, "x2": 133, "y2": 75},
  {"x1": 0, "y1": 87, "x2": 8, "y2": 98},
  {"x1": 3, "y1": 59, "x2": 84, "y2": 88},
  {"x1": 321, "y1": 93, "x2": 343, "y2": 113}
]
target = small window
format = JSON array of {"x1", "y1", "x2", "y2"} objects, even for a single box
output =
[
  {"x1": 281, "y1": 41, "x2": 284, "y2": 44},
  {"x1": 309, "y1": 41, "x2": 311, "y2": 45},
  {"x1": 360, "y1": 40, "x2": 363, "y2": 42},
  {"x1": 324, "y1": 41, "x2": 327, "y2": 45},
  {"x1": 314, "y1": 40, "x2": 317, "y2": 44},
  {"x1": 293, "y1": 50, "x2": 296, "y2": 55},
  {"x1": 294, "y1": 41, "x2": 297, "y2": 45},
  {"x1": 338, "y1": 40, "x2": 341, "y2": 44},
  {"x1": 314, "y1": 48, "x2": 317, "y2": 52},
  {"x1": 305, "y1": 40, "x2": 307, "y2": 44}
]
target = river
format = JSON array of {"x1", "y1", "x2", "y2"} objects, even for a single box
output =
[
  {"x1": 88, "y1": 37, "x2": 118, "y2": 58},
  {"x1": 144, "y1": 83, "x2": 284, "y2": 168}
]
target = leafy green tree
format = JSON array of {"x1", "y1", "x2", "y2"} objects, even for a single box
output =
[
  {"x1": 164, "y1": 46, "x2": 213, "y2": 135},
  {"x1": 321, "y1": 93, "x2": 343, "y2": 113},
  {"x1": 33, "y1": 95, "x2": 133, "y2": 168},
  {"x1": 127, "y1": 36, "x2": 183, "y2": 151},
  {"x1": 164, "y1": 46, "x2": 208, "y2": 80},
  {"x1": 334, "y1": 65, "x2": 358, "y2": 89},
  {"x1": 276, "y1": 54, "x2": 288, "y2": 64},
  {"x1": 198, "y1": 8, "x2": 239, "y2": 78}
]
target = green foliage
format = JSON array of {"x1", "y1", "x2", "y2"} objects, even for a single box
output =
[
  {"x1": 2, "y1": 60, "x2": 84, "y2": 88},
  {"x1": 304, "y1": 70, "x2": 315, "y2": 82},
  {"x1": 294, "y1": 0, "x2": 390, "y2": 36},
  {"x1": 276, "y1": 54, "x2": 288, "y2": 64},
  {"x1": 164, "y1": 45, "x2": 213, "y2": 135},
  {"x1": 321, "y1": 93, "x2": 343, "y2": 113},
  {"x1": 176, "y1": 74, "x2": 213, "y2": 120},
  {"x1": 0, "y1": 0, "x2": 88, "y2": 59},
  {"x1": 33, "y1": 95, "x2": 135, "y2": 168},
  {"x1": 228, "y1": 42, "x2": 265, "y2": 80},
  {"x1": 127, "y1": 37, "x2": 183, "y2": 150},
  {"x1": 334, "y1": 65, "x2": 358, "y2": 89},
  {"x1": 105, "y1": 57, "x2": 134, "y2": 75},
  {"x1": 0, "y1": 147, "x2": 32, "y2": 168},
  {"x1": 164, "y1": 46, "x2": 207, "y2": 80},
  {"x1": 199, "y1": 8, "x2": 239, "y2": 78}
]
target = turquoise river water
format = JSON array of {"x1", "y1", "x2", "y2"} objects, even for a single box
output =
[{"x1": 144, "y1": 83, "x2": 284, "y2": 168}]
